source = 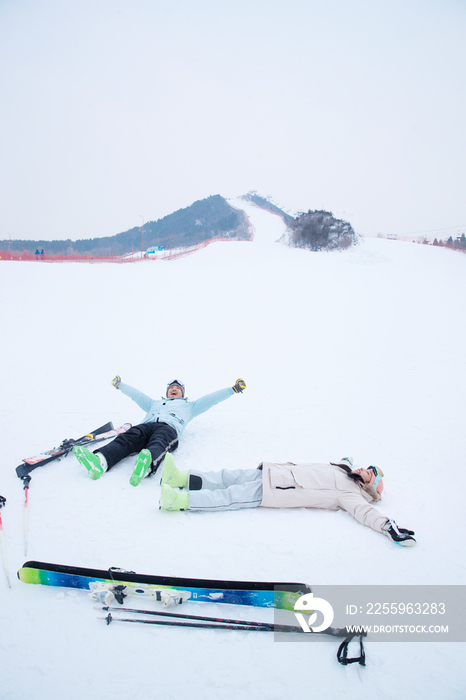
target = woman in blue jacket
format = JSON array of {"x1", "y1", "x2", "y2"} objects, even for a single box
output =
[{"x1": 73, "y1": 377, "x2": 246, "y2": 486}]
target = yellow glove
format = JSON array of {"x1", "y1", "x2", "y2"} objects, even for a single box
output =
[
  {"x1": 232, "y1": 378, "x2": 246, "y2": 394},
  {"x1": 111, "y1": 375, "x2": 122, "y2": 390}
]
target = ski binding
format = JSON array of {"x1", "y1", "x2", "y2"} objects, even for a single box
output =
[{"x1": 88, "y1": 581, "x2": 192, "y2": 606}]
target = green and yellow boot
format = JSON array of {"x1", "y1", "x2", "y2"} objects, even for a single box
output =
[
  {"x1": 160, "y1": 484, "x2": 189, "y2": 511},
  {"x1": 129, "y1": 449, "x2": 152, "y2": 487},
  {"x1": 73, "y1": 446, "x2": 107, "y2": 480},
  {"x1": 160, "y1": 453, "x2": 188, "y2": 488}
]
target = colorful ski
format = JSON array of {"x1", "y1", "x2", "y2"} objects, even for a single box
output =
[
  {"x1": 16, "y1": 423, "x2": 131, "y2": 478},
  {"x1": 18, "y1": 560, "x2": 311, "y2": 610}
]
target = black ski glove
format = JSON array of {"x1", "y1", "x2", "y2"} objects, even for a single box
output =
[
  {"x1": 111, "y1": 375, "x2": 122, "y2": 390},
  {"x1": 232, "y1": 378, "x2": 246, "y2": 394},
  {"x1": 382, "y1": 519, "x2": 416, "y2": 546},
  {"x1": 398, "y1": 527, "x2": 415, "y2": 536}
]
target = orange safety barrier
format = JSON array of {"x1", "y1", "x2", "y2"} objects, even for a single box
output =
[
  {"x1": 0, "y1": 236, "x2": 241, "y2": 264},
  {"x1": 0, "y1": 251, "x2": 132, "y2": 263}
]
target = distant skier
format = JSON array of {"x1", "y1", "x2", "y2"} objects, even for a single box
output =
[
  {"x1": 73, "y1": 377, "x2": 246, "y2": 486},
  {"x1": 159, "y1": 456, "x2": 416, "y2": 546}
]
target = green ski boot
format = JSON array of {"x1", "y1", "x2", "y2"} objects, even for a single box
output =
[
  {"x1": 161, "y1": 453, "x2": 188, "y2": 488},
  {"x1": 73, "y1": 446, "x2": 106, "y2": 480},
  {"x1": 160, "y1": 484, "x2": 189, "y2": 511},
  {"x1": 129, "y1": 449, "x2": 152, "y2": 487}
]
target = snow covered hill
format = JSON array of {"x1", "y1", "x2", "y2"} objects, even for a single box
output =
[{"x1": 1, "y1": 202, "x2": 465, "y2": 699}]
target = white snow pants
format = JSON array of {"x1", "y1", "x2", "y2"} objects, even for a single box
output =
[{"x1": 188, "y1": 469, "x2": 263, "y2": 511}]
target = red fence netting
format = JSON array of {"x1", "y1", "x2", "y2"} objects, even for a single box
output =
[{"x1": 0, "y1": 236, "x2": 242, "y2": 264}]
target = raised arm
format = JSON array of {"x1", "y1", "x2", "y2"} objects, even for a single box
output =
[
  {"x1": 190, "y1": 379, "x2": 246, "y2": 418},
  {"x1": 111, "y1": 376, "x2": 154, "y2": 413}
]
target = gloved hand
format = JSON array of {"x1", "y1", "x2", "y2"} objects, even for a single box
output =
[
  {"x1": 232, "y1": 378, "x2": 246, "y2": 394},
  {"x1": 397, "y1": 527, "x2": 415, "y2": 536},
  {"x1": 382, "y1": 519, "x2": 416, "y2": 546},
  {"x1": 111, "y1": 375, "x2": 122, "y2": 390}
]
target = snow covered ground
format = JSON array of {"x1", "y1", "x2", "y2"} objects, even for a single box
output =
[{"x1": 1, "y1": 202, "x2": 465, "y2": 699}]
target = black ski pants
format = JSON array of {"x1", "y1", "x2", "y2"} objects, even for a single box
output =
[{"x1": 96, "y1": 422, "x2": 178, "y2": 475}]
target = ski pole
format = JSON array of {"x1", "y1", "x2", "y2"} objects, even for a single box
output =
[
  {"x1": 0, "y1": 496, "x2": 11, "y2": 587},
  {"x1": 99, "y1": 610, "x2": 351, "y2": 638},
  {"x1": 98, "y1": 605, "x2": 302, "y2": 632},
  {"x1": 21, "y1": 476, "x2": 31, "y2": 556},
  {"x1": 98, "y1": 605, "x2": 351, "y2": 637},
  {"x1": 100, "y1": 612, "x2": 281, "y2": 633},
  {"x1": 100, "y1": 611, "x2": 366, "y2": 664}
]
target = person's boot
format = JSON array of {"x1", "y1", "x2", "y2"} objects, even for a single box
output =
[
  {"x1": 160, "y1": 453, "x2": 188, "y2": 488},
  {"x1": 129, "y1": 449, "x2": 152, "y2": 487},
  {"x1": 159, "y1": 484, "x2": 189, "y2": 511},
  {"x1": 73, "y1": 446, "x2": 107, "y2": 480}
]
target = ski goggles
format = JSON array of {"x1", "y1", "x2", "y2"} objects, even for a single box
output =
[
  {"x1": 166, "y1": 379, "x2": 185, "y2": 396},
  {"x1": 368, "y1": 465, "x2": 384, "y2": 489}
]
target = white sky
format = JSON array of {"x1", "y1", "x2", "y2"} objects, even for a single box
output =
[{"x1": 1, "y1": 0, "x2": 465, "y2": 242}]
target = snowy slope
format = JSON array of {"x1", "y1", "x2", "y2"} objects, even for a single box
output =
[{"x1": 0, "y1": 203, "x2": 465, "y2": 700}]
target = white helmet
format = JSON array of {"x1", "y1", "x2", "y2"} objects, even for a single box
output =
[{"x1": 166, "y1": 379, "x2": 185, "y2": 397}]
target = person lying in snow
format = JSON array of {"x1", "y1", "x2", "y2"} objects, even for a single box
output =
[
  {"x1": 159, "y1": 455, "x2": 416, "y2": 546},
  {"x1": 73, "y1": 377, "x2": 246, "y2": 486}
]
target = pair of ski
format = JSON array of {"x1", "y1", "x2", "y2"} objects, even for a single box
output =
[
  {"x1": 15, "y1": 421, "x2": 131, "y2": 479},
  {"x1": 18, "y1": 560, "x2": 311, "y2": 610},
  {"x1": 15, "y1": 421, "x2": 131, "y2": 555}
]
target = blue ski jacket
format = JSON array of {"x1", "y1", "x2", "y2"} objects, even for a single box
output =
[{"x1": 119, "y1": 383, "x2": 235, "y2": 437}]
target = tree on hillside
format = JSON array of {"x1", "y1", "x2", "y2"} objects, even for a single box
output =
[
  {"x1": 456, "y1": 233, "x2": 466, "y2": 249},
  {"x1": 282, "y1": 210, "x2": 359, "y2": 252},
  {"x1": 241, "y1": 192, "x2": 294, "y2": 225}
]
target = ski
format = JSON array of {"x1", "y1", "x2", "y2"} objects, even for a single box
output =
[
  {"x1": 20, "y1": 421, "x2": 115, "y2": 467},
  {"x1": 15, "y1": 423, "x2": 131, "y2": 479},
  {"x1": 16, "y1": 421, "x2": 114, "y2": 476},
  {"x1": 18, "y1": 560, "x2": 311, "y2": 610}
]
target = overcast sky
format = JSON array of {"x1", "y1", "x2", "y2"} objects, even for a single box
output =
[{"x1": 1, "y1": 0, "x2": 465, "y2": 242}]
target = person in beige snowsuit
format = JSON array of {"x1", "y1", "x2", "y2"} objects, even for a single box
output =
[{"x1": 159, "y1": 456, "x2": 416, "y2": 546}]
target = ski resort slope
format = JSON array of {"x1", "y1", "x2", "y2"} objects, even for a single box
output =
[
  {"x1": 228, "y1": 196, "x2": 289, "y2": 244},
  {"x1": 0, "y1": 202, "x2": 465, "y2": 700}
]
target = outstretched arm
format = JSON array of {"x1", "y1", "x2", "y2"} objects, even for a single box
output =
[
  {"x1": 337, "y1": 491, "x2": 388, "y2": 533},
  {"x1": 112, "y1": 376, "x2": 154, "y2": 413},
  {"x1": 338, "y1": 492, "x2": 416, "y2": 545},
  {"x1": 190, "y1": 379, "x2": 246, "y2": 419}
]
